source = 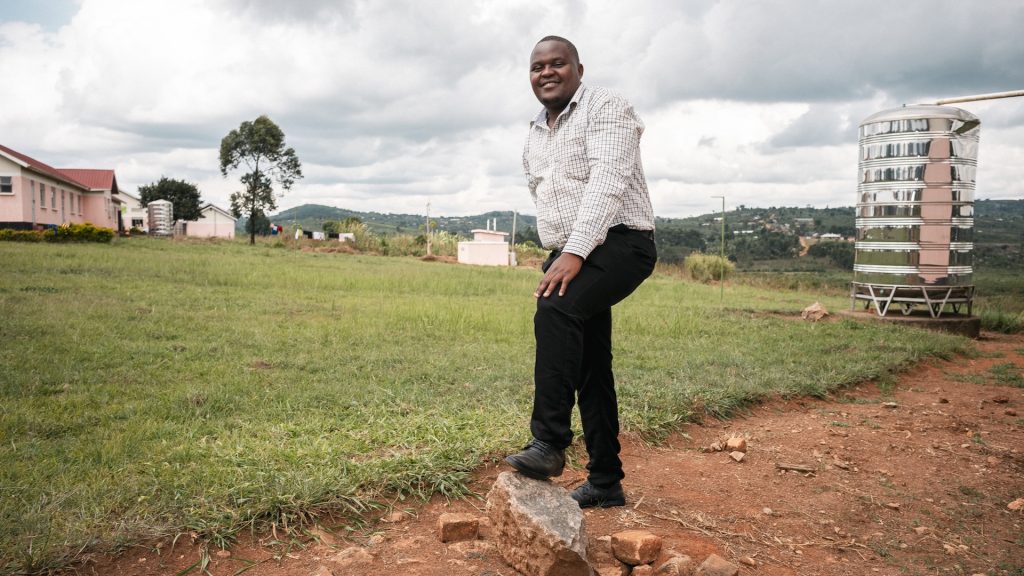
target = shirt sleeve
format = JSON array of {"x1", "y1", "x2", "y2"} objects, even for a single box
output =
[{"x1": 561, "y1": 94, "x2": 643, "y2": 259}]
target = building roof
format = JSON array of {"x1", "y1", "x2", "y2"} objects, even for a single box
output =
[
  {"x1": 0, "y1": 143, "x2": 90, "y2": 190},
  {"x1": 57, "y1": 169, "x2": 118, "y2": 194},
  {"x1": 201, "y1": 203, "x2": 237, "y2": 221}
]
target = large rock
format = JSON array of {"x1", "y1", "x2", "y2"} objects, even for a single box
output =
[
  {"x1": 487, "y1": 472, "x2": 592, "y2": 576},
  {"x1": 801, "y1": 302, "x2": 829, "y2": 321}
]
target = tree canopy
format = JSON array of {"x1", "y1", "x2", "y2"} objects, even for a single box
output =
[
  {"x1": 219, "y1": 115, "x2": 302, "y2": 245},
  {"x1": 138, "y1": 177, "x2": 202, "y2": 221}
]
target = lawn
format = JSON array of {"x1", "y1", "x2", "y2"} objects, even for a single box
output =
[{"x1": 0, "y1": 238, "x2": 972, "y2": 573}]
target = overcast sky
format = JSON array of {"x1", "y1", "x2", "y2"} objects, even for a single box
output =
[{"x1": 2, "y1": 0, "x2": 1022, "y2": 218}]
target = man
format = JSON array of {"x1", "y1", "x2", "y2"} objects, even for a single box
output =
[{"x1": 504, "y1": 36, "x2": 657, "y2": 508}]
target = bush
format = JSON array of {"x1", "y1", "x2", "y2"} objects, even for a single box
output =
[
  {"x1": 2, "y1": 223, "x2": 117, "y2": 243},
  {"x1": 46, "y1": 223, "x2": 115, "y2": 243},
  {"x1": 807, "y1": 241, "x2": 855, "y2": 269},
  {"x1": 0, "y1": 229, "x2": 45, "y2": 242},
  {"x1": 683, "y1": 253, "x2": 735, "y2": 283}
]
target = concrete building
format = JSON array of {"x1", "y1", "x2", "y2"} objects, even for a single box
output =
[
  {"x1": 0, "y1": 144, "x2": 119, "y2": 231},
  {"x1": 183, "y1": 203, "x2": 236, "y2": 239},
  {"x1": 458, "y1": 228, "x2": 511, "y2": 266}
]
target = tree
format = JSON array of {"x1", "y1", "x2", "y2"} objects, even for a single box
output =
[
  {"x1": 138, "y1": 177, "x2": 202, "y2": 221},
  {"x1": 219, "y1": 115, "x2": 303, "y2": 245},
  {"x1": 246, "y1": 211, "x2": 271, "y2": 236}
]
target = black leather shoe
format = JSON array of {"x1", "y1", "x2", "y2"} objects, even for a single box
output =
[
  {"x1": 504, "y1": 439, "x2": 565, "y2": 480},
  {"x1": 571, "y1": 481, "x2": 626, "y2": 508}
]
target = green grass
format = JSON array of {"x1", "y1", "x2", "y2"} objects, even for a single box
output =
[
  {"x1": 988, "y1": 363, "x2": 1024, "y2": 387},
  {"x1": 0, "y1": 238, "x2": 973, "y2": 573}
]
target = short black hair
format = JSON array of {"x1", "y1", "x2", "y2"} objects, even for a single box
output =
[{"x1": 537, "y1": 35, "x2": 580, "y2": 63}]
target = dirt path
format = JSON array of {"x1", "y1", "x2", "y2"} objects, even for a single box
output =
[{"x1": 86, "y1": 332, "x2": 1024, "y2": 576}]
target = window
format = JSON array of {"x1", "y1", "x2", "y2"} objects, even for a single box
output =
[
  {"x1": 0, "y1": 176, "x2": 12, "y2": 193},
  {"x1": 131, "y1": 218, "x2": 144, "y2": 228},
  {"x1": 70, "y1": 193, "x2": 75, "y2": 214},
  {"x1": 40, "y1": 183, "x2": 46, "y2": 208},
  {"x1": 51, "y1": 187, "x2": 55, "y2": 209}
]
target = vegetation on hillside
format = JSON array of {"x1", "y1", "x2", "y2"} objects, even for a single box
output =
[{"x1": 248, "y1": 199, "x2": 1021, "y2": 271}]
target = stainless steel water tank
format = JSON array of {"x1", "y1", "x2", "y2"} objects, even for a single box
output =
[
  {"x1": 147, "y1": 199, "x2": 174, "y2": 236},
  {"x1": 852, "y1": 105, "x2": 980, "y2": 317}
]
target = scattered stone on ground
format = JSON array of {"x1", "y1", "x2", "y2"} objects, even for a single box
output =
[
  {"x1": 695, "y1": 553, "x2": 740, "y2": 576},
  {"x1": 631, "y1": 565, "x2": 654, "y2": 576},
  {"x1": 728, "y1": 451, "x2": 745, "y2": 463},
  {"x1": 437, "y1": 512, "x2": 479, "y2": 543},
  {"x1": 325, "y1": 547, "x2": 373, "y2": 571},
  {"x1": 588, "y1": 537, "x2": 629, "y2": 576},
  {"x1": 610, "y1": 530, "x2": 662, "y2": 566},
  {"x1": 1008, "y1": 498, "x2": 1024, "y2": 511},
  {"x1": 654, "y1": 554, "x2": 694, "y2": 575},
  {"x1": 739, "y1": 556, "x2": 757, "y2": 566},
  {"x1": 801, "y1": 301, "x2": 829, "y2": 321},
  {"x1": 724, "y1": 437, "x2": 746, "y2": 452},
  {"x1": 486, "y1": 471, "x2": 590, "y2": 576},
  {"x1": 381, "y1": 511, "x2": 406, "y2": 523}
]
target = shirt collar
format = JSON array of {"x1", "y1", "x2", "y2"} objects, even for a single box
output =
[{"x1": 530, "y1": 83, "x2": 587, "y2": 130}]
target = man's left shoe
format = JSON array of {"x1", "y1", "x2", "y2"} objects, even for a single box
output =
[
  {"x1": 504, "y1": 439, "x2": 565, "y2": 480},
  {"x1": 571, "y1": 481, "x2": 626, "y2": 508}
]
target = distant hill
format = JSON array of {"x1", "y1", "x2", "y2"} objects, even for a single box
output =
[
  {"x1": 238, "y1": 199, "x2": 1023, "y2": 268},
  {"x1": 242, "y1": 204, "x2": 538, "y2": 239}
]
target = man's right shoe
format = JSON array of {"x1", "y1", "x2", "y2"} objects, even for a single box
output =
[
  {"x1": 504, "y1": 439, "x2": 565, "y2": 480},
  {"x1": 571, "y1": 481, "x2": 626, "y2": 508}
]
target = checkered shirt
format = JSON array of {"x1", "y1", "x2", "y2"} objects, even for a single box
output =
[{"x1": 523, "y1": 84, "x2": 655, "y2": 258}]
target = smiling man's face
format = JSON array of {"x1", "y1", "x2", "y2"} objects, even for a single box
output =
[{"x1": 530, "y1": 40, "x2": 584, "y2": 117}]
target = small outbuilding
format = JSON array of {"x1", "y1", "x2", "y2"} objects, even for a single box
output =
[
  {"x1": 458, "y1": 228, "x2": 511, "y2": 266},
  {"x1": 183, "y1": 203, "x2": 236, "y2": 239}
]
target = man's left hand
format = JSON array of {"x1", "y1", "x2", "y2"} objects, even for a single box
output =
[{"x1": 535, "y1": 253, "x2": 583, "y2": 298}]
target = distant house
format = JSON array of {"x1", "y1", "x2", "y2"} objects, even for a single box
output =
[
  {"x1": 183, "y1": 203, "x2": 236, "y2": 239},
  {"x1": 118, "y1": 190, "x2": 149, "y2": 233},
  {"x1": 0, "y1": 144, "x2": 119, "y2": 231},
  {"x1": 458, "y1": 228, "x2": 511, "y2": 266},
  {"x1": 58, "y1": 168, "x2": 121, "y2": 231}
]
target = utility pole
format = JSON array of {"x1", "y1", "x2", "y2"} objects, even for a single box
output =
[
  {"x1": 425, "y1": 201, "x2": 432, "y2": 257},
  {"x1": 711, "y1": 195, "x2": 725, "y2": 303}
]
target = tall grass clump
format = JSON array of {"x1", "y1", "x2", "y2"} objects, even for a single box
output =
[
  {"x1": 683, "y1": 253, "x2": 734, "y2": 283},
  {"x1": 0, "y1": 238, "x2": 974, "y2": 571},
  {"x1": 977, "y1": 308, "x2": 1024, "y2": 334}
]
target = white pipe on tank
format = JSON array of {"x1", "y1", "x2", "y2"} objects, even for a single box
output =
[{"x1": 933, "y1": 89, "x2": 1024, "y2": 105}]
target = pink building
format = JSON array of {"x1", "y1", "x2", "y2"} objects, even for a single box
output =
[
  {"x1": 183, "y1": 203, "x2": 237, "y2": 239},
  {"x1": 0, "y1": 144, "x2": 119, "y2": 231}
]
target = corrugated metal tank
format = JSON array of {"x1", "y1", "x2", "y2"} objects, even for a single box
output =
[
  {"x1": 852, "y1": 105, "x2": 980, "y2": 316},
  {"x1": 147, "y1": 199, "x2": 174, "y2": 236}
]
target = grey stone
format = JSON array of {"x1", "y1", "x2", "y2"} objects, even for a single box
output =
[
  {"x1": 695, "y1": 553, "x2": 739, "y2": 576},
  {"x1": 487, "y1": 471, "x2": 592, "y2": 576},
  {"x1": 654, "y1": 555, "x2": 694, "y2": 575}
]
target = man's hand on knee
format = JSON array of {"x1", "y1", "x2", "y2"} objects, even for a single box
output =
[{"x1": 536, "y1": 253, "x2": 583, "y2": 298}]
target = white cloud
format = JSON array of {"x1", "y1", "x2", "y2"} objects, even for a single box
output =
[{"x1": 0, "y1": 0, "x2": 1021, "y2": 219}]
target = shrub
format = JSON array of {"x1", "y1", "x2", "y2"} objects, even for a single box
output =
[
  {"x1": 683, "y1": 253, "x2": 734, "y2": 283},
  {"x1": 807, "y1": 241, "x2": 855, "y2": 269},
  {"x1": 0, "y1": 229, "x2": 45, "y2": 242},
  {"x1": 44, "y1": 223, "x2": 115, "y2": 243}
]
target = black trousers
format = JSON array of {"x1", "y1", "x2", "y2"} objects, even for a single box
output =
[{"x1": 530, "y1": 226, "x2": 657, "y2": 488}]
